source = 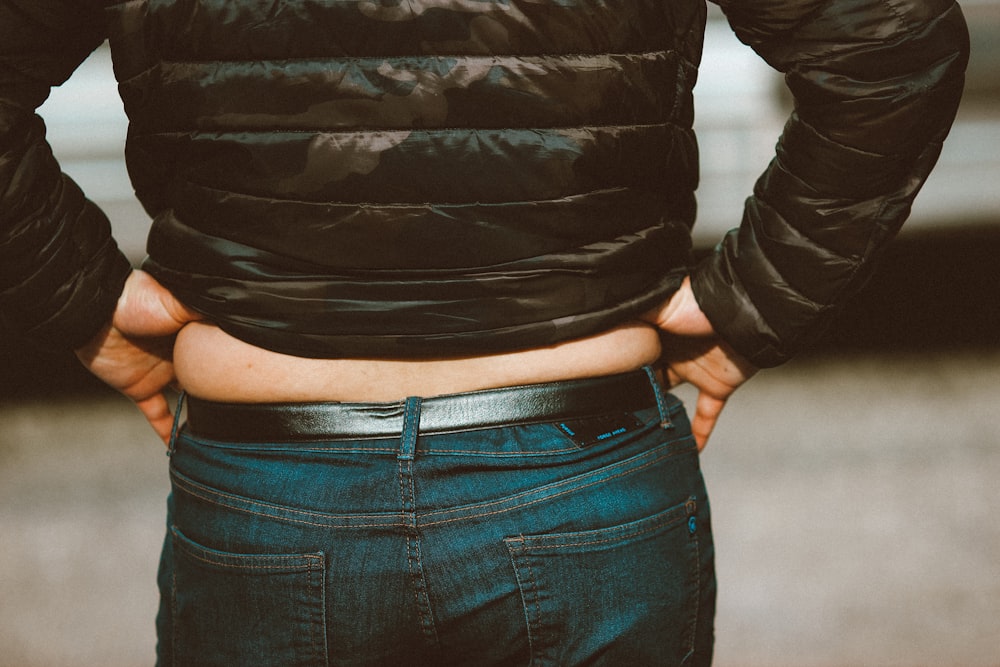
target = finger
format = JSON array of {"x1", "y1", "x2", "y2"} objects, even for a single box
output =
[
  {"x1": 134, "y1": 393, "x2": 175, "y2": 446},
  {"x1": 664, "y1": 365, "x2": 683, "y2": 389},
  {"x1": 691, "y1": 391, "x2": 727, "y2": 451}
]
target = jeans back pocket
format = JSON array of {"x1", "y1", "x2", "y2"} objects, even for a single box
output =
[
  {"x1": 165, "y1": 527, "x2": 328, "y2": 667},
  {"x1": 505, "y1": 499, "x2": 701, "y2": 666}
]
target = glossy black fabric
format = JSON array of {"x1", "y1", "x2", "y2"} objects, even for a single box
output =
[
  {"x1": 692, "y1": 0, "x2": 969, "y2": 365},
  {"x1": 0, "y1": 1, "x2": 130, "y2": 348},
  {"x1": 0, "y1": 0, "x2": 967, "y2": 364}
]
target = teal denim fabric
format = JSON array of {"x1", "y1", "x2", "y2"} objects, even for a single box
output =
[{"x1": 156, "y1": 381, "x2": 715, "y2": 666}]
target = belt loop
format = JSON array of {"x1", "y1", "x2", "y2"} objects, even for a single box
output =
[
  {"x1": 166, "y1": 391, "x2": 186, "y2": 457},
  {"x1": 398, "y1": 396, "x2": 422, "y2": 461},
  {"x1": 641, "y1": 365, "x2": 674, "y2": 430}
]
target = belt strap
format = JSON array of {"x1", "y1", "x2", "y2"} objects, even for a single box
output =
[{"x1": 185, "y1": 370, "x2": 661, "y2": 442}]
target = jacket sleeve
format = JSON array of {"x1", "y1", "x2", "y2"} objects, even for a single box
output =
[
  {"x1": 0, "y1": 0, "x2": 132, "y2": 349},
  {"x1": 691, "y1": 0, "x2": 969, "y2": 367}
]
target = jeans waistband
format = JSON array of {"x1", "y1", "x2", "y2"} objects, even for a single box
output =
[{"x1": 184, "y1": 368, "x2": 667, "y2": 442}]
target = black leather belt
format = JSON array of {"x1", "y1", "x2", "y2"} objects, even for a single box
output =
[{"x1": 184, "y1": 370, "x2": 661, "y2": 442}]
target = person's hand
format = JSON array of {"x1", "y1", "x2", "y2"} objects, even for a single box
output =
[
  {"x1": 642, "y1": 277, "x2": 757, "y2": 450},
  {"x1": 74, "y1": 270, "x2": 203, "y2": 444}
]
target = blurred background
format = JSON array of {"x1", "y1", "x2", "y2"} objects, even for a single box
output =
[{"x1": 2, "y1": 3, "x2": 999, "y2": 665}]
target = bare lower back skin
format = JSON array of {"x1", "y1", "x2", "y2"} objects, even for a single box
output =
[{"x1": 173, "y1": 320, "x2": 663, "y2": 403}]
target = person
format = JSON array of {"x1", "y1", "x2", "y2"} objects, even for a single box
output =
[{"x1": 0, "y1": 0, "x2": 967, "y2": 664}]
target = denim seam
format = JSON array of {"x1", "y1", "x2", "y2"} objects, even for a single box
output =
[
  {"x1": 686, "y1": 539, "x2": 701, "y2": 663},
  {"x1": 174, "y1": 552, "x2": 323, "y2": 571},
  {"x1": 404, "y1": 516, "x2": 440, "y2": 648},
  {"x1": 309, "y1": 562, "x2": 327, "y2": 664},
  {"x1": 170, "y1": 557, "x2": 178, "y2": 666},
  {"x1": 506, "y1": 537, "x2": 542, "y2": 662},
  {"x1": 171, "y1": 440, "x2": 579, "y2": 455},
  {"x1": 399, "y1": 397, "x2": 441, "y2": 648},
  {"x1": 170, "y1": 470, "x2": 410, "y2": 528},
  {"x1": 419, "y1": 435, "x2": 688, "y2": 521},
  {"x1": 168, "y1": 437, "x2": 695, "y2": 530},
  {"x1": 420, "y1": 444, "x2": 692, "y2": 528},
  {"x1": 424, "y1": 445, "x2": 582, "y2": 456},
  {"x1": 684, "y1": 516, "x2": 702, "y2": 664},
  {"x1": 506, "y1": 513, "x2": 687, "y2": 551},
  {"x1": 171, "y1": 528, "x2": 326, "y2": 567},
  {"x1": 171, "y1": 533, "x2": 327, "y2": 662},
  {"x1": 507, "y1": 500, "x2": 701, "y2": 665},
  {"x1": 178, "y1": 433, "x2": 400, "y2": 453},
  {"x1": 170, "y1": 428, "x2": 684, "y2": 523}
]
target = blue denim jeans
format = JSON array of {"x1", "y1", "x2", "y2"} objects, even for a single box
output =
[{"x1": 156, "y1": 375, "x2": 716, "y2": 666}]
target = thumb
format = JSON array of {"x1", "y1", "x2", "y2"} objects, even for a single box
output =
[
  {"x1": 643, "y1": 277, "x2": 714, "y2": 337},
  {"x1": 114, "y1": 270, "x2": 201, "y2": 336}
]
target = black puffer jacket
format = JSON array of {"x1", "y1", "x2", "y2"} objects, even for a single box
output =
[{"x1": 0, "y1": 0, "x2": 968, "y2": 366}]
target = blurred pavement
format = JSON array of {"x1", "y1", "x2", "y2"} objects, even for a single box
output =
[{"x1": 2, "y1": 350, "x2": 999, "y2": 666}]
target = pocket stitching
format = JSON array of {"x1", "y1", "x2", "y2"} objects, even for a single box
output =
[
  {"x1": 505, "y1": 501, "x2": 691, "y2": 552},
  {"x1": 171, "y1": 527, "x2": 325, "y2": 571},
  {"x1": 504, "y1": 500, "x2": 700, "y2": 664},
  {"x1": 422, "y1": 443, "x2": 691, "y2": 528},
  {"x1": 168, "y1": 527, "x2": 328, "y2": 665},
  {"x1": 170, "y1": 468, "x2": 408, "y2": 529}
]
